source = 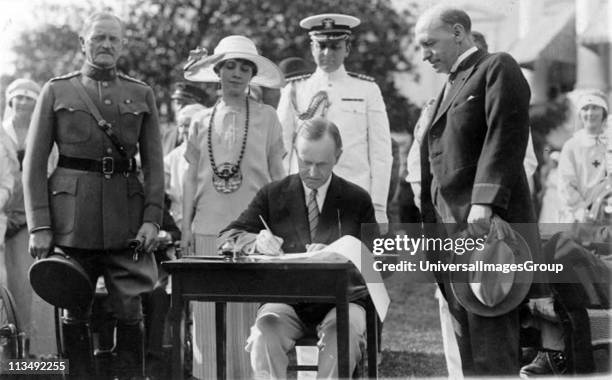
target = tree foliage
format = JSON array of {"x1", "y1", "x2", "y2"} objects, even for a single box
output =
[{"x1": 7, "y1": 0, "x2": 421, "y2": 132}]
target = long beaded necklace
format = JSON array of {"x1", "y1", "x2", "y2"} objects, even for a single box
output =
[{"x1": 208, "y1": 96, "x2": 249, "y2": 193}]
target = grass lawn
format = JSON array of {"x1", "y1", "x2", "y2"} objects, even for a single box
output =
[{"x1": 378, "y1": 272, "x2": 448, "y2": 378}]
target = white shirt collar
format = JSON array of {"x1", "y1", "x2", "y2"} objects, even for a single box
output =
[
  {"x1": 449, "y1": 46, "x2": 478, "y2": 74},
  {"x1": 302, "y1": 174, "x2": 333, "y2": 212},
  {"x1": 313, "y1": 65, "x2": 348, "y2": 82}
]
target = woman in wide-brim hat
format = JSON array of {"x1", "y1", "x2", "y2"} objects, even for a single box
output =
[{"x1": 181, "y1": 35, "x2": 286, "y2": 379}]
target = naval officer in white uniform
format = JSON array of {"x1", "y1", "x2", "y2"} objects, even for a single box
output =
[{"x1": 277, "y1": 13, "x2": 392, "y2": 225}]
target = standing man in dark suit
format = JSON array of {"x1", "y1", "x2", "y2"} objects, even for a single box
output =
[
  {"x1": 218, "y1": 117, "x2": 378, "y2": 378},
  {"x1": 24, "y1": 12, "x2": 164, "y2": 379},
  {"x1": 414, "y1": 5, "x2": 549, "y2": 375}
]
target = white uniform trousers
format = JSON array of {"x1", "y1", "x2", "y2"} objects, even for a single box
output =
[{"x1": 436, "y1": 287, "x2": 464, "y2": 379}]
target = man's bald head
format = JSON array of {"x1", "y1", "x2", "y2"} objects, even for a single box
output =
[
  {"x1": 416, "y1": 5, "x2": 472, "y2": 35},
  {"x1": 414, "y1": 5, "x2": 475, "y2": 74}
]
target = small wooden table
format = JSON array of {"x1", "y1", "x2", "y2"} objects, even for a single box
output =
[{"x1": 163, "y1": 257, "x2": 377, "y2": 379}]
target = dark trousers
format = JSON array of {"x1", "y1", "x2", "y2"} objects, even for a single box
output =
[
  {"x1": 61, "y1": 246, "x2": 157, "y2": 321},
  {"x1": 441, "y1": 283, "x2": 520, "y2": 375},
  {"x1": 61, "y1": 247, "x2": 157, "y2": 378},
  {"x1": 432, "y1": 189, "x2": 521, "y2": 375},
  {"x1": 142, "y1": 266, "x2": 170, "y2": 357},
  {"x1": 398, "y1": 179, "x2": 422, "y2": 224}
]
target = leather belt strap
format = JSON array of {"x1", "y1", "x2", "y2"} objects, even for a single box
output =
[
  {"x1": 58, "y1": 155, "x2": 136, "y2": 176},
  {"x1": 69, "y1": 77, "x2": 129, "y2": 157}
]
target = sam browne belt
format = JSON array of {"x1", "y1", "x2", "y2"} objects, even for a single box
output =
[{"x1": 58, "y1": 155, "x2": 136, "y2": 177}]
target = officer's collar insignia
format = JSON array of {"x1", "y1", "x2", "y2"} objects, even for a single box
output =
[{"x1": 81, "y1": 61, "x2": 117, "y2": 81}]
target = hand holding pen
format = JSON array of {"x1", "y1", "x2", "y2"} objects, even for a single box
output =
[{"x1": 255, "y1": 215, "x2": 284, "y2": 256}]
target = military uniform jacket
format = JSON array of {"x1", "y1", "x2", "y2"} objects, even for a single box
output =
[
  {"x1": 277, "y1": 65, "x2": 392, "y2": 224},
  {"x1": 23, "y1": 64, "x2": 164, "y2": 250}
]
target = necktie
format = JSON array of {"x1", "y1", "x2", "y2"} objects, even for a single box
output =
[{"x1": 308, "y1": 188, "x2": 319, "y2": 242}]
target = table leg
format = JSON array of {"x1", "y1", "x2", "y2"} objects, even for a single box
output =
[
  {"x1": 170, "y1": 282, "x2": 184, "y2": 379},
  {"x1": 215, "y1": 302, "x2": 227, "y2": 380},
  {"x1": 366, "y1": 298, "x2": 378, "y2": 378},
  {"x1": 337, "y1": 274, "x2": 350, "y2": 378}
]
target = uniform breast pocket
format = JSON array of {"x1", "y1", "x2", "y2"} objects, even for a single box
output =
[
  {"x1": 118, "y1": 101, "x2": 150, "y2": 144},
  {"x1": 53, "y1": 102, "x2": 93, "y2": 144},
  {"x1": 49, "y1": 176, "x2": 78, "y2": 235},
  {"x1": 339, "y1": 101, "x2": 367, "y2": 133}
]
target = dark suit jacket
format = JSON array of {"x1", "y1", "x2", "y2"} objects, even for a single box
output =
[
  {"x1": 220, "y1": 173, "x2": 378, "y2": 323},
  {"x1": 420, "y1": 50, "x2": 547, "y2": 296}
]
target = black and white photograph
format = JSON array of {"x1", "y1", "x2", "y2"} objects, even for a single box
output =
[{"x1": 0, "y1": 0, "x2": 610, "y2": 379}]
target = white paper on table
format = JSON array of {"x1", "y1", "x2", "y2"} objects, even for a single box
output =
[{"x1": 250, "y1": 236, "x2": 390, "y2": 321}]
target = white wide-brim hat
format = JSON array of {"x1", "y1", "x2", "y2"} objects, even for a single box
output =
[{"x1": 184, "y1": 35, "x2": 285, "y2": 89}]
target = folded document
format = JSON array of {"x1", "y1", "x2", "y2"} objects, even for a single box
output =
[{"x1": 251, "y1": 236, "x2": 390, "y2": 321}]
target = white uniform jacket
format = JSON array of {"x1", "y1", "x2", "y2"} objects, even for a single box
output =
[{"x1": 277, "y1": 65, "x2": 392, "y2": 223}]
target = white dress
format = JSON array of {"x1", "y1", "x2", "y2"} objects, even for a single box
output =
[
  {"x1": 0, "y1": 129, "x2": 15, "y2": 288},
  {"x1": 184, "y1": 99, "x2": 285, "y2": 379},
  {"x1": 1, "y1": 119, "x2": 57, "y2": 356},
  {"x1": 557, "y1": 129, "x2": 607, "y2": 222},
  {"x1": 164, "y1": 142, "x2": 188, "y2": 226}
]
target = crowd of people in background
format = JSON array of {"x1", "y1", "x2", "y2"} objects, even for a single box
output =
[{"x1": 0, "y1": 3, "x2": 610, "y2": 380}]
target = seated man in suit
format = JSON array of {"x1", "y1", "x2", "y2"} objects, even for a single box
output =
[{"x1": 218, "y1": 117, "x2": 378, "y2": 379}]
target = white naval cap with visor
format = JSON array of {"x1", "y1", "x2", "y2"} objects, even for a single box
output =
[{"x1": 300, "y1": 13, "x2": 360, "y2": 41}]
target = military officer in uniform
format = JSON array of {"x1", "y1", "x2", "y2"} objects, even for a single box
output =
[
  {"x1": 23, "y1": 12, "x2": 164, "y2": 379},
  {"x1": 277, "y1": 13, "x2": 392, "y2": 226}
]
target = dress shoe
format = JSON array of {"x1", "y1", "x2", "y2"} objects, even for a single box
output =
[{"x1": 520, "y1": 350, "x2": 567, "y2": 377}]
